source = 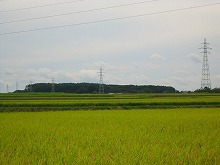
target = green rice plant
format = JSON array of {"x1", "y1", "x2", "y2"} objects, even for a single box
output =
[
  {"x1": 0, "y1": 108, "x2": 220, "y2": 164},
  {"x1": 1, "y1": 93, "x2": 220, "y2": 112}
]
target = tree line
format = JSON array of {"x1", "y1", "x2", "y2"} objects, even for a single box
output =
[
  {"x1": 194, "y1": 87, "x2": 220, "y2": 93},
  {"x1": 17, "y1": 83, "x2": 177, "y2": 94}
]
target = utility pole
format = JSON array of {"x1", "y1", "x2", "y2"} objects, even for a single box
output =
[
  {"x1": 7, "y1": 84, "x2": 9, "y2": 93},
  {"x1": 51, "y1": 77, "x2": 55, "y2": 92},
  {"x1": 16, "y1": 82, "x2": 18, "y2": 91},
  {"x1": 98, "y1": 66, "x2": 104, "y2": 94},
  {"x1": 29, "y1": 81, "x2": 33, "y2": 92},
  {"x1": 200, "y1": 38, "x2": 211, "y2": 89}
]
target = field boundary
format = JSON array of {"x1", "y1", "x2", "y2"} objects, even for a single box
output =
[{"x1": 1, "y1": 102, "x2": 220, "y2": 112}]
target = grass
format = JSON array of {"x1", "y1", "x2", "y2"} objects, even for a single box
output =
[
  {"x1": 1, "y1": 93, "x2": 220, "y2": 112},
  {"x1": 0, "y1": 108, "x2": 220, "y2": 164}
]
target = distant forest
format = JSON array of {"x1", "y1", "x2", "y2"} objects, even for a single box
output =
[{"x1": 19, "y1": 83, "x2": 177, "y2": 94}]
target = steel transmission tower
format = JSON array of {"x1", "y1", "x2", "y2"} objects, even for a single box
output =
[
  {"x1": 51, "y1": 77, "x2": 55, "y2": 92},
  {"x1": 98, "y1": 66, "x2": 104, "y2": 94},
  {"x1": 16, "y1": 82, "x2": 18, "y2": 91},
  {"x1": 200, "y1": 38, "x2": 211, "y2": 89},
  {"x1": 29, "y1": 81, "x2": 33, "y2": 92},
  {"x1": 7, "y1": 84, "x2": 9, "y2": 93}
]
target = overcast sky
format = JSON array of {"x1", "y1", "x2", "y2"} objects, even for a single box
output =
[{"x1": 0, "y1": 0, "x2": 219, "y2": 92}]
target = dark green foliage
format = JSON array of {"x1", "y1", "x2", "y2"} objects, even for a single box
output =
[
  {"x1": 21, "y1": 83, "x2": 176, "y2": 94},
  {"x1": 104, "y1": 84, "x2": 176, "y2": 93},
  {"x1": 212, "y1": 87, "x2": 220, "y2": 93},
  {"x1": 194, "y1": 87, "x2": 220, "y2": 93}
]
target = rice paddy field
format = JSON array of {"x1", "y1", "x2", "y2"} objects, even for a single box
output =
[
  {"x1": 0, "y1": 93, "x2": 220, "y2": 164},
  {"x1": 1, "y1": 93, "x2": 220, "y2": 112}
]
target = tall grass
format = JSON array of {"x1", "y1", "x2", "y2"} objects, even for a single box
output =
[{"x1": 0, "y1": 108, "x2": 219, "y2": 164}]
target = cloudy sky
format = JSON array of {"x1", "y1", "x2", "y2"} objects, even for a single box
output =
[{"x1": 0, "y1": 0, "x2": 219, "y2": 92}]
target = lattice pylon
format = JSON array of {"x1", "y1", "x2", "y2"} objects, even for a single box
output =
[{"x1": 201, "y1": 38, "x2": 211, "y2": 89}]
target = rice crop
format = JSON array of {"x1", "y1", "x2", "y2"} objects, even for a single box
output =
[
  {"x1": 0, "y1": 108, "x2": 220, "y2": 164},
  {"x1": 1, "y1": 93, "x2": 220, "y2": 112}
]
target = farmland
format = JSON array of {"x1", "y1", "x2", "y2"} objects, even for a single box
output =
[
  {"x1": 0, "y1": 93, "x2": 220, "y2": 164},
  {"x1": 0, "y1": 93, "x2": 220, "y2": 112}
]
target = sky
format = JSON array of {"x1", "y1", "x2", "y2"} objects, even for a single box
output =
[{"x1": 0, "y1": 0, "x2": 219, "y2": 92}]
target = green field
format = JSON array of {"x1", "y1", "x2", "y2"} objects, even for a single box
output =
[
  {"x1": 0, "y1": 109, "x2": 220, "y2": 164},
  {"x1": 0, "y1": 93, "x2": 220, "y2": 164},
  {"x1": 1, "y1": 93, "x2": 220, "y2": 112}
]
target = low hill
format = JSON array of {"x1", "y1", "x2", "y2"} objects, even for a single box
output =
[{"x1": 19, "y1": 83, "x2": 176, "y2": 94}]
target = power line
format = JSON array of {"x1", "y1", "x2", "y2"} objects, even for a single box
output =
[
  {"x1": 0, "y1": 3, "x2": 219, "y2": 36},
  {"x1": 0, "y1": 0, "x2": 86, "y2": 13},
  {"x1": 0, "y1": 0, "x2": 159, "y2": 25}
]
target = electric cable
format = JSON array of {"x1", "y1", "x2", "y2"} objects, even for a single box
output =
[
  {"x1": 0, "y1": 0, "x2": 159, "y2": 25},
  {"x1": 0, "y1": 0, "x2": 86, "y2": 12},
  {"x1": 0, "y1": 3, "x2": 219, "y2": 36}
]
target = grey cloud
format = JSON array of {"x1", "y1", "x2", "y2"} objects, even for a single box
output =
[
  {"x1": 150, "y1": 54, "x2": 164, "y2": 61},
  {"x1": 0, "y1": 0, "x2": 219, "y2": 92},
  {"x1": 188, "y1": 53, "x2": 202, "y2": 63}
]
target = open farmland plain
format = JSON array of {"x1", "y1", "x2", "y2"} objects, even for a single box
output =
[
  {"x1": 0, "y1": 93, "x2": 220, "y2": 164},
  {"x1": 0, "y1": 93, "x2": 220, "y2": 112}
]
